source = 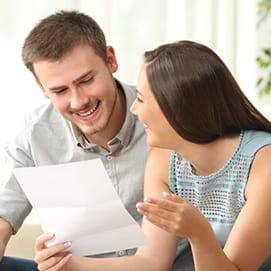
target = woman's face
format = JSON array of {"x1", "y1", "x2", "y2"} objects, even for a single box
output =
[{"x1": 130, "y1": 63, "x2": 180, "y2": 149}]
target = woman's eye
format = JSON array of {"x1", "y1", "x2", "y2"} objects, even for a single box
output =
[{"x1": 136, "y1": 96, "x2": 143, "y2": 103}]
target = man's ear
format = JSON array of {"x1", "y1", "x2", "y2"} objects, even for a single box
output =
[
  {"x1": 35, "y1": 78, "x2": 49, "y2": 99},
  {"x1": 106, "y1": 46, "x2": 118, "y2": 73}
]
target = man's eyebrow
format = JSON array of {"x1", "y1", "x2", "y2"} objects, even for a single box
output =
[
  {"x1": 48, "y1": 70, "x2": 93, "y2": 91},
  {"x1": 73, "y1": 70, "x2": 93, "y2": 84}
]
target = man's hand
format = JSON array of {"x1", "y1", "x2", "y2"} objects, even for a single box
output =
[{"x1": 0, "y1": 217, "x2": 12, "y2": 260}]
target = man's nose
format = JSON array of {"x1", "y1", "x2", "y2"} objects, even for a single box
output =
[{"x1": 70, "y1": 87, "x2": 89, "y2": 110}]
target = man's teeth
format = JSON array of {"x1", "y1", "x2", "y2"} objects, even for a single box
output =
[{"x1": 78, "y1": 104, "x2": 98, "y2": 117}]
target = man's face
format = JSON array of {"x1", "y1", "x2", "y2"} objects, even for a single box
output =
[{"x1": 33, "y1": 44, "x2": 119, "y2": 140}]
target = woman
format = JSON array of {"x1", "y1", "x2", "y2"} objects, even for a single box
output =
[{"x1": 35, "y1": 41, "x2": 271, "y2": 271}]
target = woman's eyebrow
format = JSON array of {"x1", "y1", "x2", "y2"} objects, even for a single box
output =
[{"x1": 136, "y1": 89, "x2": 143, "y2": 96}]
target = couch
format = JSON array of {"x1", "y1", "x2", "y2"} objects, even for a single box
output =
[{"x1": 5, "y1": 224, "x2": 43, "y2": 259}]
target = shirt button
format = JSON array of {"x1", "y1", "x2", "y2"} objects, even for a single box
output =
[
  {"x1": 106, "y1": 155, "x2": 112, "y2": 161},
  {"x1": 117, "y1": 250, "x2": 126, "y2": 256}
]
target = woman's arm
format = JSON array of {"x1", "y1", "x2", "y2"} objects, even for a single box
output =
[
  {"x1": 223, "y1": 144, "x2": 271, "y2": 270},
  {"x1": 138, "y1": 145, "x2": 271, "y2": 271}
]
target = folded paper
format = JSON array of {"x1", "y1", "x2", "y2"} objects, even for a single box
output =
[{"x1": 14, "y1": 159, "x2": 148, "y2": 256}]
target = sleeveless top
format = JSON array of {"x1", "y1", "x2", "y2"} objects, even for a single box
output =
[{"x1": 169, "y1": 130, "x2": 271, "y2": 270}]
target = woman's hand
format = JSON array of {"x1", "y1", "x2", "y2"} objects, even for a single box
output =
[
  {"x1": 34, "y1": 233, "x2": 72, "y2": 271},
  {"x1": 136, "y1": 192, "x2": 209, "y2": 240}
]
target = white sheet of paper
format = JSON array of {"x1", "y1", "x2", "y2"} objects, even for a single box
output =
[{"x1": 14, "y1": 159, "x2": 148, "y2": 256}]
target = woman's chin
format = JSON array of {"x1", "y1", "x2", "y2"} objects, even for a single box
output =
[{"x1": 146, "y1": 138, "x2": 159, "y2": 148}]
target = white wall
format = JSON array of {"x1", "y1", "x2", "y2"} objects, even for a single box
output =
[{"x1": 0, "y1": 0, "x2": 268, "y2": 223}]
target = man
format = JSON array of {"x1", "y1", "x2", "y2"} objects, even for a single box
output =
[{"x1": 0, "y1": 10, "x2": 148, "y2": 270}]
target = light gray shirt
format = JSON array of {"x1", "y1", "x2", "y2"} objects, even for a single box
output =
[
  {"x1": 0, "y1": 80, "x2": 189, "y2": 268},
  {"x1": 0, "y1": 81, "x2": 149, "y2": 257}
]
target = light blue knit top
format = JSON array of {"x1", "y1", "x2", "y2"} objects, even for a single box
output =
[{"x1": 169, "y1": 130, "x2": 271, "y2": 270}]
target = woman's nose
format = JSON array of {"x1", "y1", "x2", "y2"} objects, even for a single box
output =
[{"x1": 129, "y1": 99, "x2": 137, "y2": 115}]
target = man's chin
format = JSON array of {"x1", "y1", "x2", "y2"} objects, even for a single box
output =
[{"x1": 80, "y1": 125, "x2": 106, "y2": 137}]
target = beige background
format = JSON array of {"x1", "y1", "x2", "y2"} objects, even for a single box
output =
[{"x1": 5, "y1": 224, "x2": 43, "y2": 259}]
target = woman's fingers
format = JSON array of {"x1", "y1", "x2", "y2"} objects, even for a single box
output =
[
  {"x1": 37, "y1": 252, "x2": 72, "y2": 271},
  {"x1": 137, "y1": 193, "x2": 206, "y2": 238},
  {"x1": 35, "y1": 233, "x2": 55, "y2": 252},
  {"x1": 136, "y1": 193, "x2": 191, "y2": 235},
  {"x1": 35, "y1": 240, "x2": 71, "y2": 261},
  {"x1": 136, "y1": 192, "x2": 184, "y2": 216},
  {"x1": 34, "y1": 233, "x2": 72, "y2": 271}
]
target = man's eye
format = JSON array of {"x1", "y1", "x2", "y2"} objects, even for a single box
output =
[
  {"x1": 80, "y1": 77, "x2": 93, "y2": 85},
  {"x1": 53, "y1": 88, "x2": 67, "y2": 95}
]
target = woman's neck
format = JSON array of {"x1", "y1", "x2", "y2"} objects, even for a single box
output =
[{"x1": 176, "y1": 133, "x2": 240, "y2": 176}]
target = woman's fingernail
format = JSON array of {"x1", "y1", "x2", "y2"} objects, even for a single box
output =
[
  {"x1": 144, "y1": 197, "x2": 151, "y2": 202},
  {"x1": 66, "y1": 253, "x2": 72, "y2": 259},
  {"x1": 64, "y1": 241, "x2": 72, "y2": 248}
]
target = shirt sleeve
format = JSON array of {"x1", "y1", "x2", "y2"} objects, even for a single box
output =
[{"x1": 0, "y1": 131, "x2": 33, "y2": 233}]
